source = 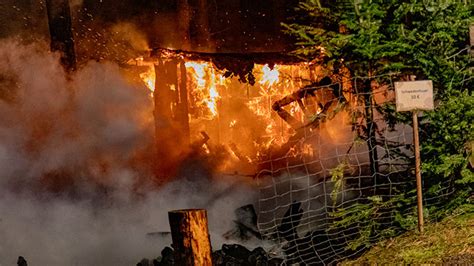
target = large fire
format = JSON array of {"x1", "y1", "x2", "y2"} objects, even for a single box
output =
[
  {"x1": 140, "y1": 65, "x2": 155, "y2": 93},
  {"x1": 134, "y1": 55, "x2": 348, "y2": 174},
  {"x1": 185, "y1": 61, "x2": 224, "y2": 118},
  {"x1": 259, "y1": 64, "x2": 279, "y2": 86}
]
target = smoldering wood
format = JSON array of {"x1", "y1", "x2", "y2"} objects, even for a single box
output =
[
  {"x1": 17, "y1": 256, "x2": 28, "y2": 266},
  {"x1": 45, "y1": 0, "x2": 76, "y2": 71},
  {"x1": 223, "y1": 204, "x2": 262, "y2": 241},
  {"x1": 154, "y1": 59, "x2": 178, "y2": 119},
  {"x1": 151, "y1": 48, "x2": 302, "y2": 64},
  {"x1": 177, "y1": 60, "x2": 191, "y2": 144},
  {"x1": 228, "y1": 143, "x2": 246, "y2": 162},
  {"x1": 255, "y1": 77, "x2": 351, "y2": 177},
  {"x1": 168, "y1": 209, "x2": 212, "y2": 266},
  {"x1": 271, "y1": 76, "x2": 342, "y2": 130},
  {"x1": 153, "y1": 59, "x2": 179, "y2": 176},
  {"x1": 190, "y1": 131, "x2": 210, "y2": 152},
  {"x1": 151, "y1": 48, "x2": 306, "y2": 84},
  {"x1": 153, "y1": 59, "x2": 191, "y2": 178}
]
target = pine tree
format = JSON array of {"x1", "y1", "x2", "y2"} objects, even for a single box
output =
[{"x1": 284, "y1": 0, "x2": 473, "y2": 251}]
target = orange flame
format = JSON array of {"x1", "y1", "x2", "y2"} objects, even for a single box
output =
[
  {"x1": 128, "y1": 56, "x2": 156, "y2": 94},
  {"x1": 185, "y1": 61, "x2": 223, "y2": 118},
  {"x1": 259, "y1": 64, "x2": 279, "y2": 86},
  {"x1": 139, "y1": 65, "x2": 155, "y2": 94},
  {"x1": 132, "y1": 55, "x2": 329, "y2": 170}
]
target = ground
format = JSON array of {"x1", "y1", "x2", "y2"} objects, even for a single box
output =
[{"x1": 341, "y1": 204, "x2": 474, "y2": 264}]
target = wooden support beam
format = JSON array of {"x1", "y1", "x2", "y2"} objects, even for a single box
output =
[
  {"x1": 153, "y1": 59, "x2": 191, "y2": 181},
  {"x1": 177, "y1": 60, "x2": 190, "y2": 144},
  {"x1": 45, "y1": 0, "x2": 76, "y2": 71},
  {"x1": 153, "y1": 59, "x2": 179, "y2": 180},
  {"x1": 168, "y1": 209, "x2": 212, "y2": 266},
  {"x1": 470, "y1": 23, "x2": 474, "y2": 58},
  {"x1": 412, "y1": 111, "x2": 424, "y2": 233}
]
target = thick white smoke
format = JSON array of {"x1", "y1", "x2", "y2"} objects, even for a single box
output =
[{"x1": 0, "y1": 39, "x2": 257, "y2": 265}]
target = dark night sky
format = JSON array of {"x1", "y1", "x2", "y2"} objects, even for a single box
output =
[
  {"x1": 79, "y1": 0, "x2": 299, "y2": 52},
  {"x1": 0, "y1": 0, "x2": 300, "y2": 61}
]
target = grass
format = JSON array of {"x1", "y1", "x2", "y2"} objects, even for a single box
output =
[{"x1": 341, "y1": 204, "x2": 474, "y2": 264}]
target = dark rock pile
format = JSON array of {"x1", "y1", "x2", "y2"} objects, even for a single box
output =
[
  {"x1": 137, "y1": 244, "x2": 283, "y2": 266},
  {"x1": 17, "y1": 256, "x2": 28, "y2": 266}
]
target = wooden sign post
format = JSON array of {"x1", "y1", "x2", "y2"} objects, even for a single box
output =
[{"x1": 395, "y1": 80, "x2": 434, "y2": 233}]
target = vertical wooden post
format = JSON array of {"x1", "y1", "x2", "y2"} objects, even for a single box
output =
[
  {"x1": 412, "y1": 111, "x2": 424, "y2": 233},
  {"x1": 168, "y1": 209, "x2": 213, "y2": 266},
  {"x1": 153, "y1": 58, "x2": 191, "y2": 181},
  {"x1": 395, "y1": 78, "x2": 432, "y2": 234},
  {"x1": 178, "y1": 60, "x2": 190, "y2": 144},
  {"x1": 469, "y1": 23, "x2": 474, "y2": 58}
]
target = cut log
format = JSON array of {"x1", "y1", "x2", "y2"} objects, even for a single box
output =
[{"x1": 168, "y1": 209, "x2": 212, "y2": 266}]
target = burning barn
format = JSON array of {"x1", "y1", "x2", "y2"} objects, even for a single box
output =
[
  {"x1": 0, "y1": 0, "x2": 416, "y2": 265},
  {"x1": 128, "y1": 49, "x2": 354, "y2": 179}
]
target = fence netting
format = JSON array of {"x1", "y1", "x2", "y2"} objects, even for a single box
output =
[{"x1": 254, "y1": 73, "x2": 455, "y2": 265}]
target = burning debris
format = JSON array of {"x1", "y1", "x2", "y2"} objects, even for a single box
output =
[
  {"x1": 127, "y1": 47, "x2": 357, "y2": 181},
  {"x1": 0, "y1": 1, "x2": 412, "y2": 264}
]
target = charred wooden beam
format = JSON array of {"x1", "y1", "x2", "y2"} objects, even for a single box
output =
[
  {"x1": 153, "y1": 59, "x2": 180, "y2": 177},
  {"x1": 151, "y1": 48, "x2": 304, "y2": 65},
  {"x1": 177, "y1": 60, "x2": 190, "y2": 143},
  {"x1": 151, "y1": 48, "x2": 308, "y2": 84},
  {"x1": 153, "y1": 59, "x2": 191, "y2": 179},
  {"x1": 168, "y1": 209, "x2": 212, "y2": 265},
  {"x1": 191, "y1": 131, "x2": 210, "y2": 152},
  {"x1": 45, "y1": 0, "x2": 76, "y2": 72},
  {"x1": 17, "y1": 256, "x2": 28, "y2": 266},
  {"x1": 271, "y1": 76, "x2": 341, "y2": 130}
]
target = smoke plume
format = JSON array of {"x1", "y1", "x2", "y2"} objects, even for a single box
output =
[{"x1": 0, "y1": 39, "x2": 257, "y2": 265}]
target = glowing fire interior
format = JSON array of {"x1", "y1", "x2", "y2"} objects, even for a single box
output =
[{"x1": 134, "y1": 57, "x2": 347, "y2": 172}]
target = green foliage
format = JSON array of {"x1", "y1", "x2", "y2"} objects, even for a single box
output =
[
  {"x1": 329, "y1": 196, "x2": 399, "y2": 250},
  {"x1": 330, "y1": 161, "x2": 348, "y2": 205},
  {"x1": 341, "y1": 204, "x2": 474, "y2": 264},
  {"x1": 285, "y1": 0, "x2": 473, "y2": 254},
  {"x1": 284, "y1": 0, "x2": 473, "y2": 83},
  {"x1": 423, "y1": 90, "x2": 474, "y2": 185}
]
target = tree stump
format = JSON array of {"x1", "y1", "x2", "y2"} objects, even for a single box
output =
[{"x1": 168, "y1": 209, "x2": 212, "y2": 265}]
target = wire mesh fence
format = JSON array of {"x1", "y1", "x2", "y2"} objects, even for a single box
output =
[{"x1": 254, "y1": 73, "x2": 455, "y2": 264}]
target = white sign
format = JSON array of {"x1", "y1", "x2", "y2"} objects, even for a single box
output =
[{"x1": 395, "y1": 80, "x2": 434, "y2": 112}]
